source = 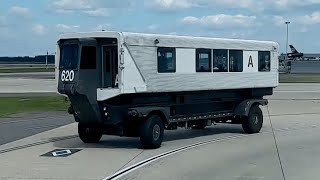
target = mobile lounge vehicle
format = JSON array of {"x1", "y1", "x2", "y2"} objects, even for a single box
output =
[{"x1": 56, "y1": 31, "x2": 279, "y2": 149}]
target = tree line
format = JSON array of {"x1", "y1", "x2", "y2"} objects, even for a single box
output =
[{"x1": 0, "y1": 55, "x2": 55, "y2": 64}]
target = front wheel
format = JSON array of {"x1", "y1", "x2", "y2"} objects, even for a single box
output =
[
  {"x1": 140, "y1": 115, "x2": 164, "y2": 149},
  {"x1": 242, "y1": 105, "x2": 263, "y2": 134},
  {"x1": 78, "y1": 123, "x2": 103, "y2": 143}
]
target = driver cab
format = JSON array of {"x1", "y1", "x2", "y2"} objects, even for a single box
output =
[{"x1": 57, "y1": 36, "x2": 119, "y2": 123}]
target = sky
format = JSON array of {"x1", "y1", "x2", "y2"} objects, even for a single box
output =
[{"x1": 1, "y1": 0, "x2": 320, "y2": 56}]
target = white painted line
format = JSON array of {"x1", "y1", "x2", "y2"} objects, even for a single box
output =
[
  {"x1": 103, "y1": 134, "x2": 250, "y2": 180},
  {"x1": 103, "y1": 124, "x2": 320, "y2": 180}
]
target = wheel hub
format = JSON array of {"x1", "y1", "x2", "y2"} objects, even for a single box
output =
[
  {"x1": 253, "y1": 115, "x2": 259, "y2": 125},
  {"x1": 153, "y1": 124, "x2": 161, "y2": 141}
]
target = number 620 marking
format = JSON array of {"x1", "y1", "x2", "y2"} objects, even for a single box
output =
[{"x1": 61, "y1": 70, "x2": 75, "y2": 82}]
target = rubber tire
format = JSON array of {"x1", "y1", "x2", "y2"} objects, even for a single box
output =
[
  {"x1": 140, "y1": 115, "x2": 164, "y2": 149},
  {"x1": 192, "y1": 121, "x2": 207, "y2": 129},
  {"x1": 242, "y1": 105, "x2": 263, "y2": 134},
  {"x1": 78, "y1": 123, "x2": 103, "y2": 143}
]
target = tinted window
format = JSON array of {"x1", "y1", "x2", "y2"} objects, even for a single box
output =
[
  {"x1": 229, "y1": 50, "x2": 243, "y2": 72},
  {"x1": 105, "y1": 49, "x2": 111, "y2": 73},
  {"x1": 213, "y1": 49, "x2": 228, "y2": 72},
  {"x1": 158, "y1": 47, "x2": 176, "y2": 73},
  {"x1": 258, "y1": 51, "x2": 271, "y2": 72},
  {"x1": 59, "y1": 44, "x2": 79, "y2": 70},
  {"x1": 196, "y1": 49, "x2": 211, "y2": 72},
  {"x1": 80, "y1": 46, "x2": 96, "y2": 69}
]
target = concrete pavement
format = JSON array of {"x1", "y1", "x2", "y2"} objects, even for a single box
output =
[
  {"x1": 0, "y1": 72, "x2": 56, "y2": 96},
  {"x1": 0, "y1": 84, "x2": 319, "y2": 180},
  {"x1": 123, "y1": 126, "x2": 320, "y2": 180},
  {"x1": 0, "y1": 78, "x2": 56, "y2": 94},
  {"x1": 121, "y1": 100, "x2": 320, "y2": 180}
]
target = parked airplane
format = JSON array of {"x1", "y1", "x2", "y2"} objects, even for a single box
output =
[{"x1": 287, "y1": 45, "x2": 304, "y2": 60}]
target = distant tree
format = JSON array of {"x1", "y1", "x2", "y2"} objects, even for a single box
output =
[{"x1": 0, "y1": 55, "x2": 55, "y2": 64}]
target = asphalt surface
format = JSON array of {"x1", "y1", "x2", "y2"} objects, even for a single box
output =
[
  {"x1": 0, "y1": 84, "x2": 319, "y2": 180},
  {"x1": 291, "y1": 61, "x2": 320, "y2": 73},
  {"x1": 0, "y1": 112, "x2": 73, "y2": 146},
  {"x1": 0, "y1": 72, "x2": 54, "y2": 79}
]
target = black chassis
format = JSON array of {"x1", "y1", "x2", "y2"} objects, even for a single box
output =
[{"x1": 69, "y1": 88, "x2": 271, "y2": 137}]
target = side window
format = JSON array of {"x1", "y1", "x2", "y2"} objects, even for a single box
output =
[
  {"x1": 258, "y1": 51, "x2": 271, "y2": 72},
  {"x1": 158, "y1": 47, "x2": 176, "y2": 73},
  {"x1": 229, "y1": 50, "x2": 243, "y2": 72},
  {"x1": 213, "y1": 49, "x2": 228, "y2": 72},
  {"x1": 196, "y1": 49, "x2": 211, "y2": 72},
  {"x1": 80, "y1": 46, "x2": 96, "y2": 69}
]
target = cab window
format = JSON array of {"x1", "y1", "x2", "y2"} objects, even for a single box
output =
[
  {"x1": 59, "y1": 44, "x2": 79, "y2": 70},
  {"x1": 80, "y1": 46, "x2": 96, "y2": 69}
]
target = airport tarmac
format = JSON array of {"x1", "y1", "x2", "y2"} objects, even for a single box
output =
[
  {"x1": 0, "y1": 72, "x2": 54, "y2": 79},
  {"x1": 0, "y1": 64, "x2": 54, "y2": 69},
  {"x1": 0, "y1": 72, "x2": 55, "y2": 96},
  {"x1": 0, "y1": 112, "x2": 73, "y2": 146},
  {"x1": 0, "y1": 77, "x2": 56, "y2": 95},
  {"x1": 291, "y1": 61, "x2": 320, "y2": 73},
  {"x1": 0, "y1": 83, "x2": 319, "y2": 180}
]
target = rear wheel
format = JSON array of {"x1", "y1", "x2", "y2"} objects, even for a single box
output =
[
  {"x1": 242, "y1": 105, "x2": 263, "y2": 134},
  {"x1": 140, "y1": 115, "x2": 164, "y2": 149},
  {"x1": 78, "y1": 123, "x2": 103, "y2": 143}
]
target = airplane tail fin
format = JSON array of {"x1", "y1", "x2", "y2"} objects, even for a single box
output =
[{"x1": 289, "y1": 45, "x2": 299, "y2": 53}]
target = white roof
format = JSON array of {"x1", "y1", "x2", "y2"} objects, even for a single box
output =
[{"x1": 59, "y1": 31, "x2": 278, "y2": 51}]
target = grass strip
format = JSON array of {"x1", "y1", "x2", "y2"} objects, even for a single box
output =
[
  {"x1": 279, "y1": 73, "x2": 320, "y2": 83},
  {"x1": 0, "y1": 96, "x2": 69, "y2": 117}
]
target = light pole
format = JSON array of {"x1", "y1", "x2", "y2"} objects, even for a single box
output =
[
  {"x1": 45, "y1": 51, "x2": 55, "y2": 69},
  {"x1": 285, "y1": 21, "x2": 290, "y2": 59},
  {"x1": 285, "y1": 21, "x2": 291, "y2": 73},
  {"x1": 46, "y1": 51, "x2": 48, "y2": 69}
]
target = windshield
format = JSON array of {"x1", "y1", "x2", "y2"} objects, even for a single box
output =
[{"x1": 59, "y1": 44, "x2": 79, "y2": 70}]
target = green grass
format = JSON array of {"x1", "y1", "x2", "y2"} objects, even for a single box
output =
[
  {"x1": 279, "y1": 73, "x2": 320, "y2": 83},
  {"x1": 0, "y1": 68, "x2": 55, "y2": 73},
  {"x1": 0, "y1": 96, "x2": 69, "y2": 117}
]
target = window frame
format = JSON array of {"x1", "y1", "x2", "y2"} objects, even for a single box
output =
[
  {"x1": 196, "y1": 48, "x2": 212, "y2": 72},
  {"x1": 229, "y1": 50, "x2": 243, "y2": 72},
  {"x1": 258, "y1": 51, "x2": 271, "y2": 72},
  {"x1": 80, "y1": 45, "x2": 97, "y2": 70},
  {"x1": 157, "y1": 47, "x2": 176, "y2": 73}
]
